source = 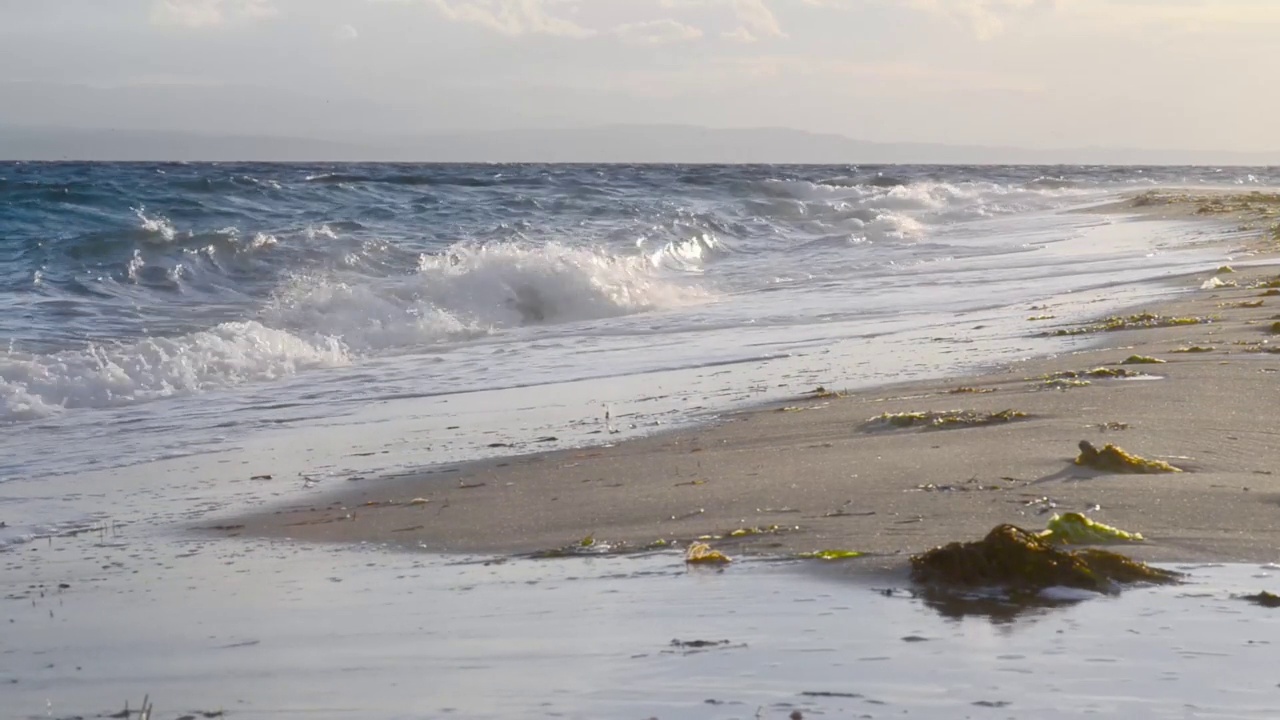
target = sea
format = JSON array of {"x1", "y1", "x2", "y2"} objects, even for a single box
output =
[{"x1": 1, "y1": 162, "x2": 1277, "y2": 544}]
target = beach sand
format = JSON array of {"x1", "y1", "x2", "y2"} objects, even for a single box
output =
[{"x1": 212, "y1": 214, "x2": 1280, "y2": 566}]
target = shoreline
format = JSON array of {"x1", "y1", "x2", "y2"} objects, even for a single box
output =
[
  {"x1": 203, "y1": 199, "x2": 1280, "y2": 566},
  {"x1": 207, "y1": 273, "x2": 1280, "y2": 565}
]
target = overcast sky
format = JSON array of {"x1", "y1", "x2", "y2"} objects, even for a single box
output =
[{"x1": 1, "y1": 0, "x2": 1277, "y2": 151}]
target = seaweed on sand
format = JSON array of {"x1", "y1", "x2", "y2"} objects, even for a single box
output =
[
  {"x1": 866, "y1": 409, "x2": 1027, "y2": 430},
  {"x1": 1050, "y1": 313, "x2": 1211, "y2": 337},
  {"x1": 1121, "y1": 355, "x2": 1166, "y2": 364},
  {"x1": 1242, "y1": 591, "x2": 1280, "y2": 608},
  {"x1": 1132, "y1": 190, "x2": 1280, "y2": 216},
  {"x1": 1038, "y1": 367, "x2": 1145, "y2": 384},
  {"x1": 1075, "y1": 440, "x2": 1182, "y2": 474},
  {"x1": 685, "y1": 542, "x2": 731, "y2": 565},
  {"x1": 807, "y1": 385, "x2": 845, "y2": 399},
  {"x1": 1043, "y1": 378, "x2": 1090, "y2": 390},
  {"x1": 1037, "y1": 512, "x2": 1144, "y2": 544},
  {"x1": 948, "y1": 386, "x2": 996, "y2": 394},
  {"x1": 910, "y1": 524, "x2": 1179, "y2": 593},
  {"x1": 796, "y1": 549, "x2": 863, "y2": 560}
]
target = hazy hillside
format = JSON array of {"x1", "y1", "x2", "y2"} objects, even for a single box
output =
[{"x1": 3, "y1": 124, "x2": 1279, "y2": 165}]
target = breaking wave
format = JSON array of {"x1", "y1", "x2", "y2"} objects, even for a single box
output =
[{"x1": 1, "y1": 241, "x2": 705, "y2": 420}]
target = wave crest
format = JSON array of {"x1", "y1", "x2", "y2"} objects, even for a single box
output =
[
  {"x1": 1, "y1": 322, "x2": 348, "y2": 421},
  {"x1": 2, "y1": 241, "x2": 706, "y2": 419}
]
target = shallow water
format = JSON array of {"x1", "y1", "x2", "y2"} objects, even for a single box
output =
[{"x1": 5, "y1": 534, "x2": 1279, "y2": 719}]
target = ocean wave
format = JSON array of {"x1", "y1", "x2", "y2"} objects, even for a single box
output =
[
  {"x1": 0, "y1": 321, "x2": 348, "y2": 421},
  {"x1": 641, "y1": 233, "x2": 727, "y2": 271},
  {"x1": 1, "y1": 240, "x2": 705, "y2": 419},
  {"x1": 268, "y1": 241, "x2": 706, "y2": 349},
  {"x1": 303, "y1": 172, "x2": 502, "y2": 187},
  {"x1": 754, "y1": 178, "x2": 1097, "y2": 226},
  {"x1": 132, "y1": 207, "x2": 183, "y2": 243}
]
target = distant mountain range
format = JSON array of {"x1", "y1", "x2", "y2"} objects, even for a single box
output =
[{"x1": 3, "y1": 124, "x2": 1279, "y2": 165}]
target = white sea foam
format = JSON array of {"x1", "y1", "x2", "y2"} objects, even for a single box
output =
[
  {"x1": 270, "y1": 241, "x2": 705, "y2": 348},
  {"x1": 761, "y1": 179, "x2": 1097, "y2": 227},
  {"x1": 642, "y1": 233, "x2": 724, "y2": 271},
  {"x1": 1, "y1": 241, "x2": 704, "y2": 419},
  {"x1": 305, "y1": 224, "x2": 339, "y2": 241},
  {"x1": 134, "y1": 207, "x2": 178, "y2": 242},
  {"x1": 0, "y1": 322, "x2": 348, "y2": 421}
]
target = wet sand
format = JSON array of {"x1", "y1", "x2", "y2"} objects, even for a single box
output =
[
  {"x1": 7, "y1": 543, "x2": 1280, "y2": 720},
  {"x1": 216, "y1": 257, "x2": 1280, "y2": 565}
]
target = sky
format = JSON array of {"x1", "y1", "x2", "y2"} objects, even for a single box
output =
[{"x1": 1, "y1": 0, "x2": 1278, "y2": 152}]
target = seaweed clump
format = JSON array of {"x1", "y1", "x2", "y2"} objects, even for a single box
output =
[
  {"x1": 1242, "y1": 591, "x2": 1280, "y2": 608},
  {"x1": 867, "y1": 409, "x2": 1027, "y2": 430},
  {"x1": 1075, "y1": 440, "x2": 1183, "y2": 474},
  {"x1": 807, "y1": 385, "x2": 845, "y2": 399},
  {"x1": 797, "y1": 549, "x2": 863, "y2": 561},
  {"x1": 1038, "y1": 512, "x2": 1144, "y2": 544},
  {"x1": 1121, "y1": 355, "x2": 1166, "y2": 364},
  {"x1": 1042, "y1": 367, "x2": 1144, "y2": 381},
  {"x1": 910, "y1": 524, "x2": 1179, "y2": 593},
  {"x1": 948, "y1": 386, "x2": 996, "y2": 394},
  {"x1": 1051, "y1": 313, "x2": 1210, "y2": 337},
  {"x1": 685, "y1": 542, "x2": 731, "y2": 565}
]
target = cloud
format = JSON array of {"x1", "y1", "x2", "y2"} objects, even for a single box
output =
[
  {"x1": 427, "y1": 0, "x2": 595, "y2": 38},
  {"x1": 335, "y1": 24, "x2": 360, "y2": 41},
  {"x1": 149, "y1": 0, "x2": 278, "y2": 28},
  {"x1": 892, "y1": 0, "x2": 1280, "y2": 39},
  {"x1": 614, "y1": 18, "x2": 703, "y2": 45},
  {"x1": 659, "y1": 0, "x2": 785, "y2": 38},
  {"x1": 729, "y1": 0, "x2": 783, "y2": 38},
  {"x1": 904, "y1": 0, "x2": 1041, "y2": 40},
  {"x1": 721, "y1": 26, "x2": 756, "y2": 42}
]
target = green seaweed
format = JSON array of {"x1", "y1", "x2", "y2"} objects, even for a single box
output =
[
  {"x1": 948, "y1": 386, "x2": 996, "y2": 394},
  {"x1": 1052, "y1": 313, "x2": 1211, "y2": 337},
  {"x1": 1242, "y1": 591, "x2": 1280, "y2": 608},
  {"x1": 1121, "y1": 355, "x2": 1166, "y2": 364},
  {"x1": 868, "y1": 409, "x2": 1027, "y2": 430},
  {"x1": 797, "y1": 549, "x2": 864, "y2": 560},
  {"x1": 910, "y1": 524, "x2": 1180, "y2": 593},
  {"x1": 1171, "y1": 346, "x2": 1215, "y2": 353},
  {"x1": 1044, "y1": 367, "x2": 1143, "y2": 380},
  {"x1": 1075, "y1": 440, "x2": 1182, "y2": 474},
  {"x1": 1043, "y1": 378, "x2": 1091, "y2": 390},
  {"x1": 1038, "y1": 512, "x2": 1144, "y2": 544},
  {"x1": 808, "y1": 385, "x2": 845, "y2": 399},
  {"x1": 685, "y1": 542, "x2": 731, "y2": 565}
]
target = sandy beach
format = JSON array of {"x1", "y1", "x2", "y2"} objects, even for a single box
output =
[{"x1": 214, "y1": 195, "x2": 1280, "y2": 567}]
